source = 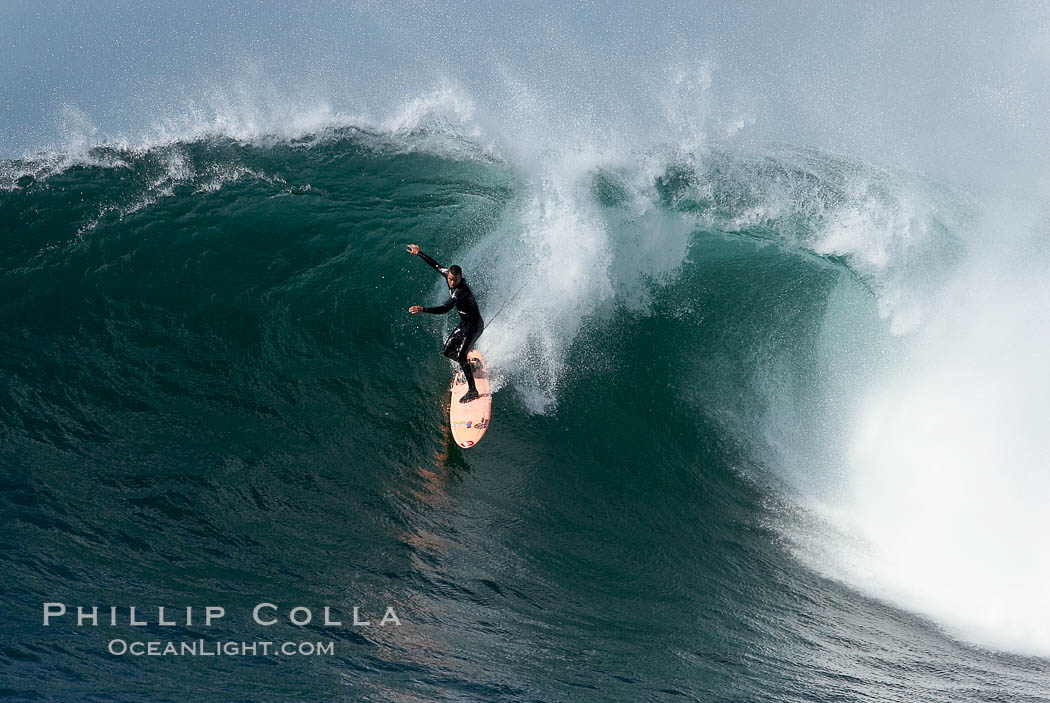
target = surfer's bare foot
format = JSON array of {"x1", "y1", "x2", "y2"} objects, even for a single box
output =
[{"x1": 459, "y1": 389, "x2": 480, "y2": 403}]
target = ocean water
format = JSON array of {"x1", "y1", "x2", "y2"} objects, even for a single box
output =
[
  {"x1": 5, "y1": 3, "x2": 1050, "y2": 700},
  {"x1": 3, "y1": 117, "x2": 1049, "y2": 701}
]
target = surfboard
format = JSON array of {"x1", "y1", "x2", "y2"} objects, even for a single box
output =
[{"x1": 449, "y1": 350, "x2": 492, "y2": 448}]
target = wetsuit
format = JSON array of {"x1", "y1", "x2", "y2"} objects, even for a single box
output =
[{"x1": 417, "y1": 251, "x2": 485, "y2": 395}]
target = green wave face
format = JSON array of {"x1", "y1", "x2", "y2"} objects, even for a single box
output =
[
  {"x1": 1, "y1": 135, "x2": 891, "y2": 475},
  {"x1": 4, "y1": 132, "x2": 1048, "y2": 701}
]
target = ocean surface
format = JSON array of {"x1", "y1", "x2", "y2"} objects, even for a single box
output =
[{"x1": 2, "y1": 115, "x2": 1050, "y2": 702}]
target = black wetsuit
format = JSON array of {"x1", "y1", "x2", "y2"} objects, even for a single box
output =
[{"x1": 417, "y1": 251, "x2": 485, "y2": 394}]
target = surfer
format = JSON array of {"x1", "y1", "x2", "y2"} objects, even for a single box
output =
[{"x1": 406, "y1": 244, "x2": 484, "y2": 403}]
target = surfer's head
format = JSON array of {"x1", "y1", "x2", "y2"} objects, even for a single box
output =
[{"x1": 447, "y1": 265, "x2": 463, "y2": 287}]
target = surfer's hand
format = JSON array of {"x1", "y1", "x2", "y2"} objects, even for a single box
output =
[
  {"x1": 408, "y1": 305, "x2": 423, "y2": 314},
  {"x1": 406, "y1": 244, "x2": 420, "y2": 256}
]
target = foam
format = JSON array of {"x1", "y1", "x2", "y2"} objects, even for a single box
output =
[{"x1": 776, "y1": 196, "x2": 1050, "y2": 656}]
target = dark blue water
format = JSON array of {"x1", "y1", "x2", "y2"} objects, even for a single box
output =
[{"x1": 2, "y1": 133, "x2": 1048, "y2": 701}]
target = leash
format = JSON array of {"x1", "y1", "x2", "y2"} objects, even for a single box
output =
[{"x1": 484, "y1": 277, "x2": 531, "y2": 328}]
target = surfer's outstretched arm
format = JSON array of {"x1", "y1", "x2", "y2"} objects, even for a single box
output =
[
  {"x1": 407, "y1": 298, "x2": 453, "y2": 314},
  {"x1": 406, "y1": 243, "x2": 447, "y2": 276},
  {"x1": 418, "y1": 251, "x2": 447, "y2": 276},
  {"x1": 421, "y1": 297, "x2": 455, "y2": 314}
]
